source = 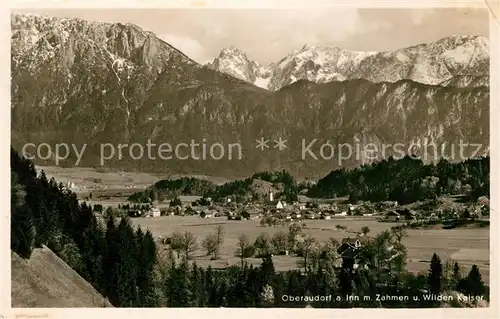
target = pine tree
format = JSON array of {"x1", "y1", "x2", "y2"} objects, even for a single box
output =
[
  {"x1": 11, "y1": 203, "x2": 35, "y2": 258},
  {"x1": 452, "y1": 262, "x2": 461, "y2": 290},
  {"x1": 166, "y1": 259, "x2": 191, "y2": 307},
  {"x1": 458, "y1": 264, "x2": 486, "y2": 297},
  {"x1": 80, "y1": 217, "x2": 105, "y2": 292},
  {"x1": 338, "y1": 259, "x2": 354, "y2": 298},
  {"x1": 135, "y1": 227, "x2": 147, "y2": 306},
  {"x1": 137, "y1": 229, "x2": 158, "y2": 306},
  {"x1": 205, "y1": 266, "x2": 217, "y2": 306},
  {"x1": 428, "y1": 253, "x2": 443, "y2": 294},
  {"x1": 260, "y1": 254, "x2": 275, "y2": 286},
  {"x1": 102, "y1": 215, "x2": 119, "y2": 305},
  {"x1": 245, "y1": 266, "x2": 261, "y2": 306},
  {"x1": 116, "y1": 217, "x2": 139, "y2": 307},
  {"x1": 190, "y1": 263, "x2": 201, "y2": 307}
]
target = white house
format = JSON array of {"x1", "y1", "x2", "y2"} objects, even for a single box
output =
[
  {"x1": 148, "y1": 207, "x2": 161, "y2": 218},
  {"x1": 269, "y1": 192, "x2": 274, "y2": 202},
  {"x1": 276, "y1": 201, "x2": 284, "y2": 209},
  {"x1": 349, "y1": 204, "x2": 358, "y2": 212}
]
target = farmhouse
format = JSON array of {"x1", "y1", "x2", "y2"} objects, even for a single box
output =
[
  {"x1": 397, "y1": 209, "x2": 417, "y2": 221},
  {"x1": 337, "y1": 236, "x2": 375, "y2": 270},
  {"x1": 276, "y1": 201, "x2": 284, "y2": 209},
  {"x1": 385, "y1": 211, "x2": 400, "y2": 222},
  {"x1": 337, "y1": 238, "x2": 362, "y2": 269},
  {"x1": 349, "y1": 204, "x2": 359, "y2": 212},
  {"x1": 147, "y1": 207, "x2": 161, "y2": 218},
  {"x1": 339, "y1": 238, "x2": 361, "y2": 251}
]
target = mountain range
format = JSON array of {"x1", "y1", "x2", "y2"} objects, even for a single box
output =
[
  {"x1": 205, "y1": 36, "x2": 489, "y2": 91},
  {"x1": 10, "y1": 13, "x2": 490, "y2": 179}
]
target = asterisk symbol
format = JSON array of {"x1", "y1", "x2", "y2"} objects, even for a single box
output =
[
  {"x1": 274, "y1": 137, "x2": 287, "y2": 151},
  {"x1": 256, "y1": 137, "x2": 269, "y2": 151}
]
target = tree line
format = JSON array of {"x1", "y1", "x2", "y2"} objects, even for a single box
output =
[
  {"x1": 128, "y1": 170, "x2": 300, "y2": 204},
  {"x1": 128, "y1": 156, "x2": 488, "y2": 206},
  {"x1": 308, "y1": 155, "x2": 489, "y2": 204}
]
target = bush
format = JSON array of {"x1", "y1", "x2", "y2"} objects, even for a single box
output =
[
  {"x1": 170, "y1": 197, "x2": 182, "y2": 207},
  {"x1": 242, "y1": 245, "x2": 255, "y2": 258}
]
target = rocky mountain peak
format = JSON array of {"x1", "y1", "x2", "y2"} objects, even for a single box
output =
[
  {"x1": 207, "y1": 35, "x2": 489, "y2": 91},
  {"x1": 206, "y1": 46, "x2": 272, "y2": 88},
  {"x1": 11, "y1": 12, "x2": 199, "y2": 73}
]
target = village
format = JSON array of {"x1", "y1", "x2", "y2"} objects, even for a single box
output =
[{"x1": 120, "y1": 189, "x2": 489, "y2": 228}]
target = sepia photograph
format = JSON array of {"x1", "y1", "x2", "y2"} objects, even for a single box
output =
[{"x1": 8, "y1": 4, "x2": 494, "y2": 311}]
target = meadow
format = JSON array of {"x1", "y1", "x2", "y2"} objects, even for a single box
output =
[{"x1": 130, "y1": 215, "x2": 490, "y2": 283}]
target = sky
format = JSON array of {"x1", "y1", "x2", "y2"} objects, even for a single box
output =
[{"x1": 14, "y1": 8, "x2": 489, "y2": 65}]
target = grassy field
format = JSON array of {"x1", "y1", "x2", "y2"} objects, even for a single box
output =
[
  {"x1": 38, "y1": 166, "x2": 159, "y2": 191},
  {"x1": 37, "y1": 166, "x2": 232, "y2": 191},
  {"x1": 129, "y1": 216, "x2": 490, "y2": 283}
]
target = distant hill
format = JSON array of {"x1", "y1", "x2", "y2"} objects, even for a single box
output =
[
  {"x1": 128, "y1": 170, "x2": 299, "y2": 203},
  {"x1": 11, "y1": 245, "x2": 113, "y2": 307}
]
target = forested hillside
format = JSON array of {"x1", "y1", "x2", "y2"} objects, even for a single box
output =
[
  {"x1": 308, "y1": 156, "x2": 489, "y2": 203},
  {"x1": 11, "y1": 148, "x2": 159, "y2": 306}
]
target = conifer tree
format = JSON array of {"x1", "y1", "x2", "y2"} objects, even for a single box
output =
[
  {"x1": 116, "y1": 217, "x2": 139, "y2": 306},
  {"x1": 167, "y1": 259, "x2": 191, "y2": 307},
  {"x1": 260, "y1": 254, "x2": 275, "y2": 287},
  {"x1": 134, "y1": 228, "x2": 158, "y2": 306},
  {"x1": 428, "y1": 253, "x2": 443, "y2": 294},
  {"x1": 102, "y1": 215, "x2": 119, "y2": 305},
  {"x1": 458, "y1": 264, "x2": 486, "y2": 297},
  {"x1": 11, "y1": 202, "x2": 35, "y2": 258},
  {"x1": 452, "y1": 262, "x2": 461, "y2": 290}
]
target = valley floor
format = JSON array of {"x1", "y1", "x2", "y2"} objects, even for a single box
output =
[
  {"x1": 130, "y1": 216, "x2": 490, "y2": 283},
  {"x1": 38, "y1": 165, "x2": 491, "y2": 283}
]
